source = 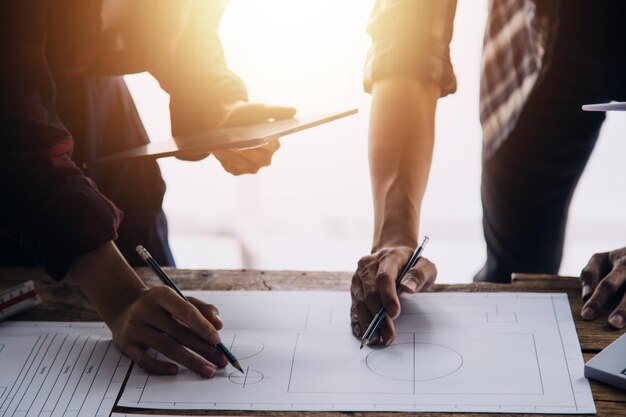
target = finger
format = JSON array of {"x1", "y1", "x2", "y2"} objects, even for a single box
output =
[
  {"x1": 136, "y1": 326, "x2": 217, "y2": 378},
  {"x1": 356, "y1": 300, "x2": 380, "y2": 345},
  {"x1": 175, "y1": 152, "x2": 211, "y2": 162},
  {"x1": 350, "y1": 272, "x2": 365, "y2": 337},
  {"x1": 148, "y1": 309, "x2": 229, "y2": 368},
  {"x1": 188, "y1": 297, "x2": 223, "y2": 330},
  {"x1": 125, "y1": 345, "x2": 178, "y2": 375},
  {"x1": 609, "y1": 292, "x2": 626, "y2": 329},
  {"x1": 374, "y1": 257, "x2": 402, "y2": 319},
  {"x1": 245, "y1": 103, "x2": 297, "y2": 122},
  {"x1": 153, "y1": 287, "x2": 221, "y2": 345},
  {"x1": 351, "y1": 273, "x2": 375, "y2": 340},
  {"x1": 400, "y1": 257, "x2": 437, "y2": 293},
  {"x1": 265, "y1": 105, "x2": 297, "y2": 120},
  {"x1": 257, "y1": 138, "x2": 281, "y2": 152},
  {"x1": 581, "y1": 266, "x2": 626, "y2": 321},
  {"x1": 222, "y1": 103, "x2": 296, "y2": 126},
  {"x1": 580, "y1": 252, "x2": 610, "y2": 301},
  {"x1": 377, "y1": 314, "x2": 396, "y2": 346},
  {"x1": 213, "y1": 148, "x2": 274, "y2": 175}
]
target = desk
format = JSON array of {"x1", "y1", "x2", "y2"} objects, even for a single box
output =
[{"x1": 1, "y1": 268, "x2": 625, "y2": 416}]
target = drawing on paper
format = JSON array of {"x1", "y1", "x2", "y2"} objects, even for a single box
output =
[
  {"x1": 365, "y1": 340, "x2": 463, "y2": 382},
  {"x1": 222, "y1": 335, "x2": 264, "y2": 360},
  {"x1": 118, "y1": 291, "x2": 595, "y2": 414},
  {"x1": 228, "y1": 367, "x2": 264, "y2": 387}
]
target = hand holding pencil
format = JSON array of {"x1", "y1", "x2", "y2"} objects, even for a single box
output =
[
  {"x1": 66, "y1": 241, "x2": 229, "y2": 379},
  {"x1": 350, "y1": 237, "x2": 436, "y2": 347},
  {"x1": 136, "y1": 245, "x2": 243, "y2": 374}
]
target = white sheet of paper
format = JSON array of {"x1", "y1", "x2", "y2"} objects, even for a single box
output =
[
  {"x1": 0, "y1": 321, "x2": 131, "y2": 417},
  {"x1": 119, "y1": 291, "x2": 594, "y2": 414}
]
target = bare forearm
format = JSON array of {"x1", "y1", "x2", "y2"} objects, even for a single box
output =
[
  {"x1": 368, "y1": 78, "x2": 439, "y2": 250},
  {"x1": 66, "y1": 241, "x2": 146, "y2": 325}
]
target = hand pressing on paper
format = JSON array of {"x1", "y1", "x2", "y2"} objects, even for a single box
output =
[
  {"x1": 212, "y1": 101, "x2": 296, "y2": 175},
  {"x1": 350, "y1": 246, "x2": 437, "y2": 346},
  {"x1": 67, "y1": 242, "x2": 228, "y2": 377},
  {"x1": 580, "y1": 247, "x2": 626, "y2": 329},
  {"x1": 110, "y1": 289, "x2": 229, "y2": 377}
]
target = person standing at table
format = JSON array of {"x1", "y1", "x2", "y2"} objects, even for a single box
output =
[
  {"x1": 350, "y1": 0, "x2": 626, "y2": 344},
  {"x1": 0, "y1": 0, "x2": 293, "y2": 377}
]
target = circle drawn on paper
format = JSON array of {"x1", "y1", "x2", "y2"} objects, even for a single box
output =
[
  {"x1": 223, "y1": 336, "x2": 264, "y2": 360},
  {"x1": 228, "y1": 369, "x2": 264, "y2": 386},
  {"x1": 366, "y1": 342, "x2": 463, "y2": 382}
]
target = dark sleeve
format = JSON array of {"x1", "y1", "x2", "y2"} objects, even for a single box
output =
[
  {"x1": 0, "y1": 1, "x2": 122, "y2": 280},
  {"x1": 151, "y1": 0, "x2": 249, "y2": 137},
  {"x1": 364, "y1": 0, "x2": 458, "y2": 97}
]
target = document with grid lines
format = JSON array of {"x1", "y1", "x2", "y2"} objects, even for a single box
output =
[{"x1": 0, "y1": 322, "x2": 131, "y2": 417}]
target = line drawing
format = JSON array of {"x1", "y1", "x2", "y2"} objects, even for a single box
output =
[
  {"x1": 228, "y1": 367, "x2": 264, "y2": 388},
  {"x1": 366, "y1": 340, "x2": 464, "y2": 384},
  {"x1": 117, "y1": 291, "x2": 595, "y2": 414},
  {"x1": 222, "y1": 335, "x2": 264, "y2": 360}
]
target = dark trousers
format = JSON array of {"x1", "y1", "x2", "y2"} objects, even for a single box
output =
[{"x1": 475, "y1": 0, "x2": 626, "y2": 283}]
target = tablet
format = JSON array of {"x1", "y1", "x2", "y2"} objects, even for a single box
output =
[
  {"x1": 584, "y1": 332, "x2": 626, "y2": 390},
  {"x1": 92, "y1": 109, "x2": 357, "y2": 166}
]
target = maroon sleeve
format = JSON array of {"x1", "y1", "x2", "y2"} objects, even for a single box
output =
[{"x1": 0, "y1": 1, "x2": 122, "y2": 280}]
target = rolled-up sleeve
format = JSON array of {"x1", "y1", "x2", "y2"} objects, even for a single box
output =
[
  {"x1": 364, "y1": 0, "x2": 458, "y2": 97},
  {"x1": 0, "y1": 1, "x2": 122, "y2": 280}
]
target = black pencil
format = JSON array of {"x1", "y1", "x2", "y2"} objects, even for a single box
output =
[
  {"x1": 136, "y1": 245, "x2": 244, "y2": 373},
  {"x1": 360, "y1": 236, "x2": 429, "y2": 349}
]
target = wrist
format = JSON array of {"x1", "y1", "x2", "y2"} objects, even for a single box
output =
[
  {"x1": 372, "y1": 208, "x2": 419, "y2": 252},
  {"x1": 372, "y1": 226, "x2": 418, "y2": 252},
  {"x1": 67, "y1": 242, "x2": 146, "y2": 325}
]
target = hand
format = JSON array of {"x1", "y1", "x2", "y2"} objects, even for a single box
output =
[
  {"x1": 350, "y1": 246, "x2": 437, "y2": 346},
  {"x1": 580, "y1": 247, "x2": 626, "y2": 329},
  {"x1": 67, "y1": 242, "x2": 228, "y2": 378},
  {"x1": 110, "y1": 287, "x2": 229, "y2": 377},
  {"x1": 212, "y1": 101, "x2": 296, "y2": 175}
]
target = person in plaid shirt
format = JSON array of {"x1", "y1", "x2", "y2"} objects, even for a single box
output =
[
  {"x1": 0, "y1": 0, "x2": 293, "y2": 377},
  {"x1": 351, "y1": 0, "x2": 626, "y2": 344}
]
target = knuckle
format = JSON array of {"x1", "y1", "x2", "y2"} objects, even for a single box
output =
[
  {"x1": 353, "y1": 298, "x2": 367, "y2": 312},
  {"x1": 363, "y1": 291, "x2": 380, "y2": 307},
  {"x1": 357, "y1": 256, "x2": 371, "y2": 270},
  {"x1": 374, "y1": 272, "x2": 391, "y2": 287},
  {"x1": 180, "y1": 303, "x2": 198, "y2": 321},
  {"x1": 579, "y1": 266, "x2": 595, "y2": 282},
  {"x1": 590, "y1": 252, "x2": 605, "y2": 262},
  {"x1": 614, "y1": 256, "x2": 626, "y2": 268},
  {"x1": 598, "y1": 278, "x2": 620, "y2": 294}
]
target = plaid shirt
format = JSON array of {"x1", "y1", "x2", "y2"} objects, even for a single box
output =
[{"x1": 364, "y1": 0, "x2": 557, "y2": 158}]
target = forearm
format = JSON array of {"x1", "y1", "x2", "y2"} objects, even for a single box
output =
[
  {"x1": 66, "y1": 242, "x2": 146, "y2": 325},
  {"x1": 368, "y1": 77, "x2": 439, "y2": 250}
]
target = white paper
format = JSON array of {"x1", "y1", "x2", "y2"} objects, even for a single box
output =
[
  {"x1": 0, "y1": 322, "x2": 131, "y2": 417},
  {"x1": 119, "y1": 291, "x2": 595, "y2": 414}
]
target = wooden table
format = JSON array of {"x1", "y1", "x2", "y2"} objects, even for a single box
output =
[{"x1": 1, "y1": 268, "x2": 625, "y2": 416}]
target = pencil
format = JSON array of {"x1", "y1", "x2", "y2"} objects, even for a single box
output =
[
  {"x1": 136, "y1": 245, "x2": 244, "y2": 373},
  {"x1": 360, "y1": 236, "x2": 429, "y2": 349}
]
